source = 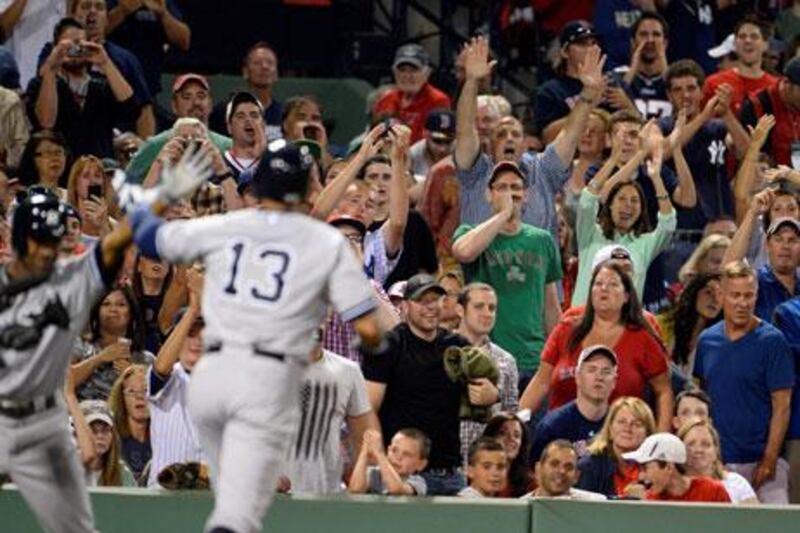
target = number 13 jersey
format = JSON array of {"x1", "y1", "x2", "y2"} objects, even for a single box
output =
[{"x1": 155, "y1": 209, "x2": 377, "y2": 360}]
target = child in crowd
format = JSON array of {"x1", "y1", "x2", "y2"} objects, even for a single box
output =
[
  {"x1": 348, "y1": 428, "x2": 429, "y2": 496},
  {"x1": 458, "y1": 437, "x2": 508, "y2": 498}
]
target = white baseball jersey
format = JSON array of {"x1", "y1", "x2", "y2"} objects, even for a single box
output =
[
  {"x1": 0, "y1": 247, "x2": 106, "y2": 400},
  {"x1": 155, "y1": 209, "x2": 377, "y2": 359},
  {"x1": 283, "y1": 349, "x2": 371, "y2": 494},
  {"x1": 146, "y1": 362, "x2": 203, "y2": 487}
]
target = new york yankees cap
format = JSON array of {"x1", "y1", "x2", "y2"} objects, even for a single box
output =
[{"x1": 622, "y1": 433, "x2": 687, "y2": 464}]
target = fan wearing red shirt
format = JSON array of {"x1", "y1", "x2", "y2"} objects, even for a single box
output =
[
  {"x1": 624, "y1": 433, "x2": 731, "y2": 503},
  {"x1": 703, "y1": 15, "x2": 777, "y2": 115},
  {"x1": 519, "y1": 261, "x2": 672, "y2": 431},
  {"x1": 375, "y1": 43, "x2": 451, "y2": 143}
]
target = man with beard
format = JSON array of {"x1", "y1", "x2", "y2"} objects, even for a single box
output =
[
  {"x1": 221, "y1": 92, "x2": 267, "y2": 182},
  {"x1": 125, "y1": 73, "x2": 231, "y2": 183},
  {"x1": 615, "y1": 12, "x2": 672, "y2": 119},
  {"x1": 210, "y1": 42, "x2": 283, "y2": 141},
  {"x1": 27, "y1": 17, "x2": 138, "y2": 158}
]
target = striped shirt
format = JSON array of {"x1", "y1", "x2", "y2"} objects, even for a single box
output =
[
  {"x1": 456, "y1": 145, "x2": 569, "y2": 242},
  {"x1": 146, "y1": 362, "x2": 203, "y2": 488}
]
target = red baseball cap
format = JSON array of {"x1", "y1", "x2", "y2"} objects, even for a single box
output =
[{"x1": 172, "y1": 73, "x2": 210, "y2": 94}]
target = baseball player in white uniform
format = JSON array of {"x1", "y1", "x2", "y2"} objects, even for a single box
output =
[
  {"x1": 130, "y1": 140, "x2": 385, "y2": 533},
  {"x1": 0, "y1": 151, "x2": 211, "y2": 532}
]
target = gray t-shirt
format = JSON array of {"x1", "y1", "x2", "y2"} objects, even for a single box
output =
[
  {"x1": 0, "y1": 246, "x2": 105, "y2": 400},
  {"x1": 155, "y1": 209, "x2": 377, "y2": 360},
  {"x1": 283, "y1": 350, "x2": 371, "y2": 494},
  {"x1": 367, "y1": 466, "x2": 427, "y2": 496}
]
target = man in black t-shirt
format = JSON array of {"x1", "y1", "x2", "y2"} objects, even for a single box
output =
[{"x1": 362, "y1": 273, "x2": 476, "y2": 495}]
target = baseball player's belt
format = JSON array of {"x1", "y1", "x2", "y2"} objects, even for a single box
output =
[
  {"x1": 0, "y1": 394, "x2": 56, "y2": 419},
  {"x1": 205, "y1": 341, "x2": 285, "y2": 362}
]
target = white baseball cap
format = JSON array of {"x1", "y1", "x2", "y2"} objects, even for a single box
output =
[
  {"x1": 576, "y1": 344, "x2": 618, "y2": 369},
  {"x1": 708, "y1": 34, "x2": 735, "y2": 59},
  {"x1": 622, "y1": 433, "x2": 687, "y2": 464},
  {"x1": 591, "y1": 244, "x2": 633, "y2": 272}
]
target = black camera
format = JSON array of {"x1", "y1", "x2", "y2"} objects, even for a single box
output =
[{"x1": 66, "y1": 44, "x2": 87, "y2": 58}]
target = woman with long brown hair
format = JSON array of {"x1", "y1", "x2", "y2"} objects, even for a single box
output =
[
  {"x1": 108, "y1": 365, "x2": 151, "y2": 485},
  {"x1": 78, "y1": 400, "x2": 136, "y2": 487},
  {"x1": 520, "y1": 263, "x2": 672, "y2": 430}
]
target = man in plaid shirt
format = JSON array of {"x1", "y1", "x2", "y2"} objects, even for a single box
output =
[{"x1": 455, "y1": 282, "x2": 519, "y2": 463}]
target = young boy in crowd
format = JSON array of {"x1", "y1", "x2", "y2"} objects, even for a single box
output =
[
  {"x1": 458, "y1": 437, "x2": 508, "y2": 498},
  {"x1": 348, "y1": 428, "x2": 429, "y2": 496}
]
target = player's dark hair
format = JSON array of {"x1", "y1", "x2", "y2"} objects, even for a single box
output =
[
  {"x1": 356, "y1": 154, "x2": 392, "y2": 180},
  {"x1": 674, "y1": 389, "x2": 712, "y2": 415},
  {"x1": 53, "y1": 17, "x2": 84, "y2": 42},
  {"x1": 467, "y1": 436, "x2": 505, "y2": 466},
  {"x1": 539, "y1": 439, "x2": 578, "y2": 464},
  {"x1": 89, "y1": 284, "x2": 146, "y2": 353},
  {"x1": 631, "y1": 12, "x2": 670, "y2": 40},
  {"x1": 397, "y1": 428, "x2": 432, "y2": 459},
  {"x1": 242, "y1": 40, "x2": 277, "y2": 68},
  {"x1": 665, "y1": 59, "x2": 706, "y2": 91},
  {"x1": 483, "y1": 413, "x2": 531, "y2": 497}
]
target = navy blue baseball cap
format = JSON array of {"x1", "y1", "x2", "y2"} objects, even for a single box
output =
[
  {"x1": 560, "y1": 20, "x2": 601, "y2": 48},
  {"x1": 425, "y1": 110, "x2": 455, "y2": 140},
  {"x1": 251, "y1": 140, "x2": 315, "y2": 203}
]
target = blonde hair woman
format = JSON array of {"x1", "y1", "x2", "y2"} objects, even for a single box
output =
[
  {"x1": 575, "y1": 396, "x2": 655, "y2": 497},
  {"x1": 678, "y1": 417, "x2": 759, "y2": 504},
  {"x1": 678, "y1": 234, "x2": 731, "y2": 285}
]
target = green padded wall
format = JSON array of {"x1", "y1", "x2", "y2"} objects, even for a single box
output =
[{"x1": 158, "y1": 75, "x2": 373, "y2": 146}]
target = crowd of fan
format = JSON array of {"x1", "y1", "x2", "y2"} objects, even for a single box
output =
[{"x1": 2, "y1": 0, "x2": 800, "y2": 508}]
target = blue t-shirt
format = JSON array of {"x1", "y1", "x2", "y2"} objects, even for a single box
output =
[
  {"x1": 755, "y1": 265, "x2": 800, "y2": 322},
  {"x1": 529, "y1": 401, "x2": 605, "y2": 463},
  {"x1": 658, "y1": 116, "x2": 731, "y2": 230},
  {"x1": 593, "y1": 0, "x2": 641, "y2": 68},
  {"x1": 694, "y1": 321, "x2": 794, "y2": 463},
  {"x1": 773, "y1": 297, "x2": 800, "y2": 439}
]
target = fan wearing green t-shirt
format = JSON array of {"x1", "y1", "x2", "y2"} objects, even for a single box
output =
[{"x1": 452, "y1": 161, "x2": 563, "y2": 382}]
